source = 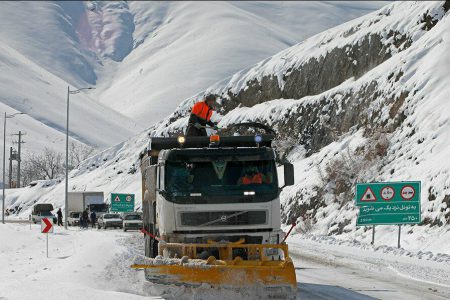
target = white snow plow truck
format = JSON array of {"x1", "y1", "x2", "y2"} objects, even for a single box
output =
[{"x1": 132, "y1": 133, "x2": 296, "y2": 298}]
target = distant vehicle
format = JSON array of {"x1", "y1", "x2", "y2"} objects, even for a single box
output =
[
  {"x1": 123, "y1": 213, "x2": 143, "y2": 232},
  {"x1": 97, "y1": 213, "x2": 122, "y2": 229},
  {"x1": 31, "y1": 204, "x2": 57, "y2": 224},
  {"x1": 67, "y1": 211, "x2": 81, "y2": 226},
  {"x1": 67, "y1": 192, "x2": 108, "y2": 222}
]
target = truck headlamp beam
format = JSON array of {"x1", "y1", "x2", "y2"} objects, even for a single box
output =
[{"x1": 177, "y1": 136, "x2": 186, "y2": 145}]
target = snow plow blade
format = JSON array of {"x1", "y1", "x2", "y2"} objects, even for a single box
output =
[{"x1": 132, "y1": 242, "x2": 296, "y2": 298}]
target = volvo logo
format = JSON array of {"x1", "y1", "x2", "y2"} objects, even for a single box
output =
[{"x1": 220, "y1": 215, "x2": 227, "y2": 222}]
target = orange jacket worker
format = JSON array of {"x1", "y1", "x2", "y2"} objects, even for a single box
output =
[{"x1": 185, "y1": 95, "x2": 219, "y2": 136}]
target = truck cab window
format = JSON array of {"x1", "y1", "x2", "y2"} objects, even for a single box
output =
[{"x1": 165, "y1": 159, "x2": 278, "y2": 202}]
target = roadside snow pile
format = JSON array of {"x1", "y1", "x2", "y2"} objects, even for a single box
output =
[
  {"x1": 288, "y1": 234, "x2": 450, "y2": 292},
  {"x1": 291, "y1": 232, "x2": 450, "y2": 264},
  {"x1": 0, "y1": 223, "x2": 156, "y2": 299}
]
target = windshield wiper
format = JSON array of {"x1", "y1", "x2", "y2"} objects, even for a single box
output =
[{"x1": 198, "y1": 211, "x2": 248, "y2": 227}]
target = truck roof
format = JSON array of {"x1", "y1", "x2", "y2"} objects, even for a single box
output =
[
  {"x1": 140, "y1": 135, "x2": 274, "y2": 161},
  {"x1": 161, "y1": 146, "x2": 275, "y2": 162}
]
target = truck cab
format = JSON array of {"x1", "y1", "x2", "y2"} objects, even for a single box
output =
[{"x1": 140, "y1": 134, "x2": 294, "y2": 258}]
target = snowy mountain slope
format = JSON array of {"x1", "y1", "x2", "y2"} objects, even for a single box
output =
[
  {"x1": 0, "y1": 101, "x2": 83, "y2": 158},
  {"x1": 0, "y1": 43, "x2": 143, "y2": 149},
  {"x1": 0, "y1": 1, "x2": 388, "y2": 127},
  {"x1": 0, "y1": 1, "x2": 97, "y2": 86},
  {"x1": 156, "y1": 1, "x2": 445, "y2": 125},
  {"x1": 7, "y1": 1, "x2": 450, "y2": 253},
  {"x1": 7, "y1": 2, "x2": 450, "y2": 239},
  {"x1": 95, "y1": 1, "x2": 388, "y2": 125},
  {"x1": 152, "y1": 1, "x2": 450, "y2": 229}
]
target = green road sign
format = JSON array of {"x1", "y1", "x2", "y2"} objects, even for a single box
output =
[
  {"x1": 356, "y1": 181, "x2": 420, "y2": 205},
  {"x1": 110, "y1": 193, "x2": 135, "y2": 212},
  {"x1": 355, "y1": 181, "x2": 421, "y2": 226},
  {"x1": 356, "y1": 202, "x2": 421, "y2": 225}
]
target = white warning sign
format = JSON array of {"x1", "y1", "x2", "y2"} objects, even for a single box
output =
[
  {"x1": 360, "y1": 187, "x2": 377, "y2": 202},
  {"x1": 401, "y1": 185, "x2": 415, "y2": 200},
  {"x1": 114, "y1": 195, "x2": 121, "y2": 202},
  {"x1": 380, "y1": 186, "x2": 395, "y2": 201}
]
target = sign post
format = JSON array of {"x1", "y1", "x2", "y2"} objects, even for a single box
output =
[
  {"x1": 110, "y1": 193, "x2": 135, "y2": 213},
  {"x1": 355, "y1": 181, "x2": 421, "y2": 247},
  {"x1": 41, "y1": 217, "x2": 53, "y2": 258},
  {"x1": 371, "y1": 225, "x2": 375, "y2": 245}
]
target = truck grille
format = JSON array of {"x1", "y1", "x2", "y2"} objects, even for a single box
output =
[{"x1": 180, "y1": 211, "x2": 267, "y2": 226}]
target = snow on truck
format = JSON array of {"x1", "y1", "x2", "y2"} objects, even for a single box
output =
[{"x1": 132, "y1": 132, "x2": 297, "y2": 298}]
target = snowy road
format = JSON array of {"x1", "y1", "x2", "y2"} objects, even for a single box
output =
[
  {"x1": 2, "y1": 223, "x2": 449, "y2": 300},
  {"x1": 290, "y1": 237, "x2": 450, "y2": 300}
]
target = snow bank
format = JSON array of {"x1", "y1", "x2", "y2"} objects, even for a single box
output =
[{"x1": 0, "y1": 223, "x2": 157, "y2": 299}]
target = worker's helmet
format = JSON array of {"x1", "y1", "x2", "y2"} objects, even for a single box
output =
[{"x1": 204, "y1": 94, "x2": 217, "y2": 104}]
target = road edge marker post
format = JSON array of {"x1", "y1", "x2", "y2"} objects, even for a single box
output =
[{"x1": 41, "y1": 217, "x2": 53, "y2": 258}]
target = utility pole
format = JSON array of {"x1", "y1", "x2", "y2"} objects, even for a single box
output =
[
  {"x1": 8, "y1": 147, "x2": 13, "y2": 188},
  {"x1": 17, "y1": 131, "x2": 21, "y2": 188},
  {"x1": 12, "y1": 131, "x2": 25, "y2": 188},
  {"x1": 65, "y1": 86, "x2": 94, "y2": 229},
  {"x1": 2, "y1": 112, "x2": 25, "y2": 224}
]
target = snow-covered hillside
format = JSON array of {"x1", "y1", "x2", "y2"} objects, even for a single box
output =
[
  {"x1": 95, "y1": 1, "x2": 388, "y2": 124},
  {"x1": 5, "y1": 1, "x2": 450, "y2": 253},
  {"x1": 0, "y1": 1, "x2": 387, "y2": 132},
  {"x1": 0, "y1": 43, "x2": 142, "y2": 150},
  {"x1": 154, "y1": 1, "x2": 450, "y2": 237}
]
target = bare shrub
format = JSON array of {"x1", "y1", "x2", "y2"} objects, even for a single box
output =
[
  {"x1": 324, "y1": 129, "x2": 390, "y2": 203},
  {"x1": 69, "y1": 142, "x2": 95, "y2": 169},
  {"x1": 26, "y1": 148, "x2": 64, "y2": 180}
]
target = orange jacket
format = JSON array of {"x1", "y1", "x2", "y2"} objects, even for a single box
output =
[
  {"x1": 242, "y1": 173, "x2": 263, "y2": 185},
  {"x1": 191, "y1": 101, "x2": 213, "y2": 122}
]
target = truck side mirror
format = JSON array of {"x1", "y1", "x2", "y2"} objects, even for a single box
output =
[
  {"x1": 283, "y1": 163, "x2": 295, "y2": 187},
  {"x1": 145, "y1": 165, "x2": 158, "y2": 196}
]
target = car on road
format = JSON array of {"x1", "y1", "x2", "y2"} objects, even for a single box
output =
[
  {"x1": 97, "y1": 213, "x2": 122, "y2": 229},
  {"x1": 68, "y1": 211, "x2": 81, "y2": 226},
  {"x1": 31, "y1": 203, "x2": 57, "y2": 224},
  {"x1": 31, "y1": 211, "x2": 57, "y2": 224},
  {"x1": 122, "y1": 213, "x2": 143, "y2": 232}
]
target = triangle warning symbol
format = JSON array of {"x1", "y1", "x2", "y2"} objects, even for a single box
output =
[
  {"x1": 114, "y1": 195, "x2": 121, "y2": 202},
  {"x1": 360, "y1": 187, "x2": 376, "y2": 202}
]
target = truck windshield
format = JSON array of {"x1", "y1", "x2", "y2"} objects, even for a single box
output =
[
  {"x1": 165, "y1": 160, "x2": 278, "y2": 203},
  {"x1": 89, "y1": 204, "x2": 108, "y2": 212}
]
